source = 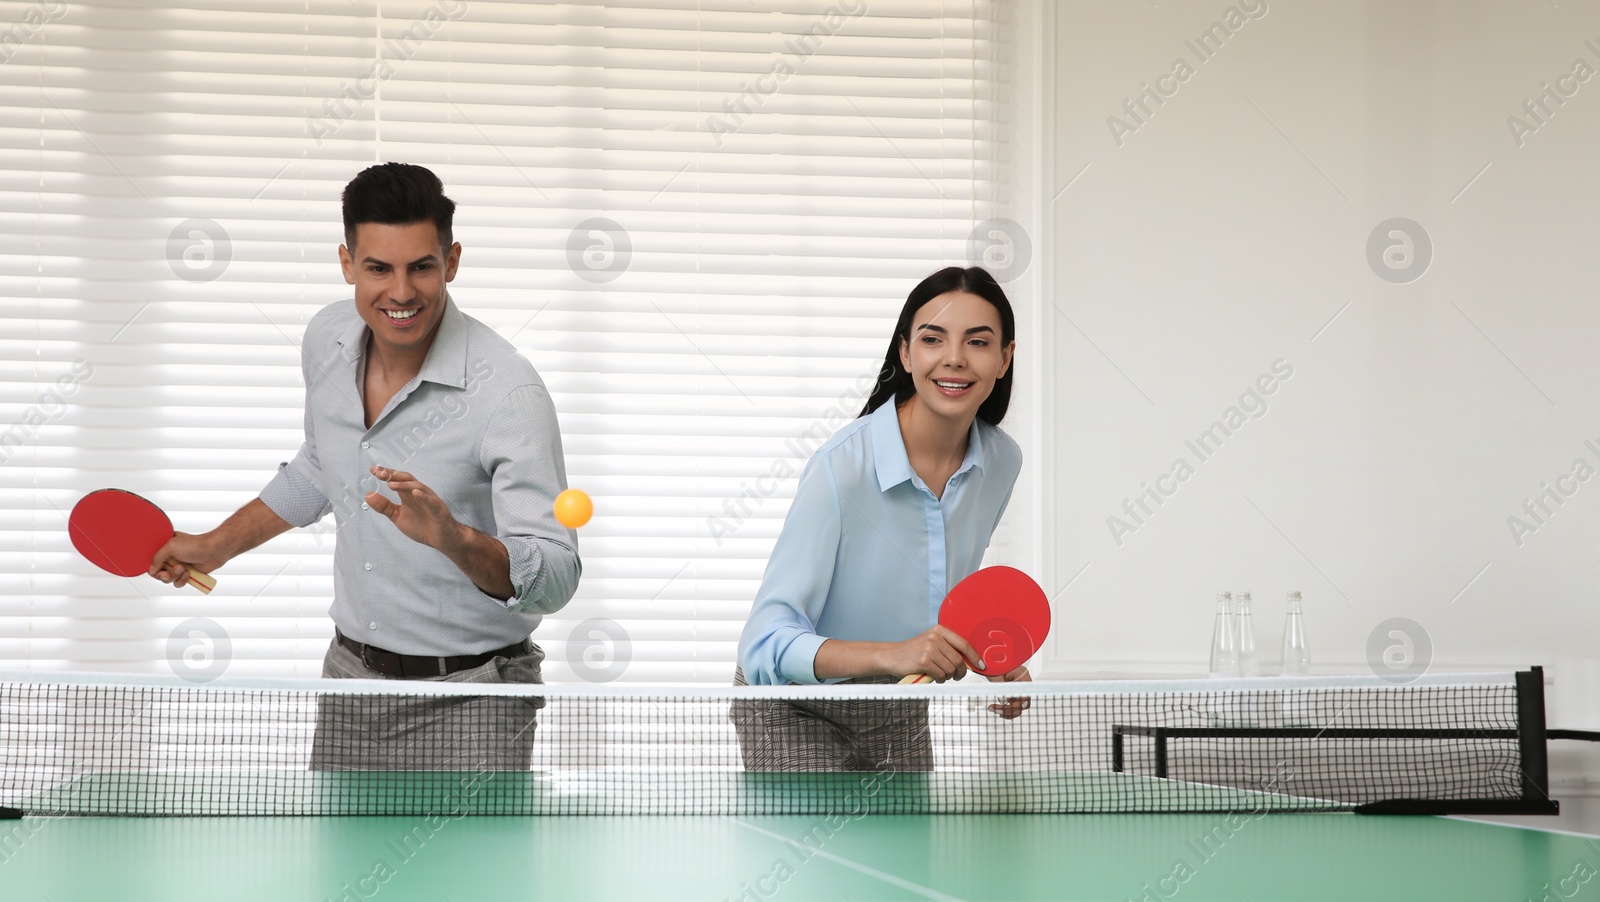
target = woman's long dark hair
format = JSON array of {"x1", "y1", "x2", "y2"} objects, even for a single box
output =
[{"x1": 858, "y1": 266, "x2": 1015, "y2": 425}]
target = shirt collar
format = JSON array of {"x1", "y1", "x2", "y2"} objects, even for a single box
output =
[
  {"x1": 869, "y1": 399, "x2": 989, "y2": 493},
  {"x1": 415, "y1": 297, "x2": 471, "y2": 389},
  {"x1": 336, "y1": 294, "x2": 472, "y2": 389}
]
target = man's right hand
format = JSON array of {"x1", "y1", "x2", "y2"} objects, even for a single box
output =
[
  {"x1": 149, "y1": 532, "x2": 229, "y2": 590},
  {"x1": 882, "y1": 625, "x2": 984, "y2": 682},
  {"x1": 146, "y1": 498, "x2": 296, "y2": 590}
]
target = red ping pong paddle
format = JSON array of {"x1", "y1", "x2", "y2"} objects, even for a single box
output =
[
  {"x1": 899, "y1": 565, "x2": 1049, "y2": 684},
  {"x1": 69, "y1": 490, "x2": 216, "y2": 594}
]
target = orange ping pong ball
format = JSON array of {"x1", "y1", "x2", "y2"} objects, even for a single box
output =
[{"x1": 554, "y1": 489, "x2": 593, "y2": 528}]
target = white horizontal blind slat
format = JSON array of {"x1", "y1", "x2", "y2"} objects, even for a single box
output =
[{"x1": 0, "y1": 0, "x2": 1000, "y2": 682}]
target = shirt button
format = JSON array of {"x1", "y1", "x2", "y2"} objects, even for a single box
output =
[
  {"x1": 368, "y1": 622, "x2": 377, "y2": 630},
  {"x1": 361, "y1": 441, "x2": 370, "y2": 450},
  {"x1": 361, "y1": 502, "x2": 369, "y2": 510},
  {"x1": 364, "y1": 562, "x2": 373, "y2": 571}
]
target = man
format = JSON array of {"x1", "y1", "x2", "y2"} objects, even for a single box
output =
[{"x1": 152, "y1": 162, "x2": 579, "y2": 770}]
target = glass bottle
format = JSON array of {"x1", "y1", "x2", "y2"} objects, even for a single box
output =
[
  {"x1": 1236, "y1": 591, "x2": 1260, "y2": 677},
  {"x1": 1281, "y1": 591, "x2": 1310, "y2": 675},
  {"x1": 1208, "y1": 591, "x2": 1237, "y2": 677},
  {"x1": 1281, "y1": 590, "x2": 1312, "y2": 727}
]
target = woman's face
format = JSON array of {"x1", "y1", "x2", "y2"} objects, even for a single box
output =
[{"x1": 897, "y1": 290, "x2": 1014, "y2": 423}]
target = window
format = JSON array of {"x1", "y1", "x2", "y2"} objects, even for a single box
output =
[{"x1": 0, "y1": 0, "x2": 1007, "y2": 682}]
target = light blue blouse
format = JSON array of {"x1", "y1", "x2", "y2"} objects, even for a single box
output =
[{"x1": 737, "y1": 399, "x2": 1023, "y2": 684}]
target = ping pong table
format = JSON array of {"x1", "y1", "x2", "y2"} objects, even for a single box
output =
[
  {"x1": 2, "y1": 668, "x2": 1576, "y2": 899},
  {"x1": 1, "y1": 773, "x2": 1592, "y2": 901}
]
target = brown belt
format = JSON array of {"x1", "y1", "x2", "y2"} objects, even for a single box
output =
[{"x1": 336, "y1": 629, "x2": 532, "y2": 679}]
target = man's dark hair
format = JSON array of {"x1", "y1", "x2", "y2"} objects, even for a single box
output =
[{"x1": 341, "y1": 162, "x2": 456, "y2": 250}]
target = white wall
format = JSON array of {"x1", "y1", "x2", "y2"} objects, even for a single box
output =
[
  {"x1": 1039, "y1": 0, "x2": 1600, "y2": 683},
  {"x1": 1031, "y1": 0, "x2": 1600, "y2": 802}
]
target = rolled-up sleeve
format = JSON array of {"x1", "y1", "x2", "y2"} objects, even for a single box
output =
[
  {"x1": 259, "y1": 364, "x2": 332, "y2": 528},
  {"x1": 736, "y1": 456, "x2": 842, "y2": 685},
  {"x1": 479, "y1": 383, "x2": 580, "y2": 614}
]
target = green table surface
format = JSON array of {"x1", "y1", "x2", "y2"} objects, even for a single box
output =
[{"x1": 3, "y1": 808, "x2": 1597, "y2": 901}]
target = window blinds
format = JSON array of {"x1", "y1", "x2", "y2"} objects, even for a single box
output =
[{"x1": 0, "y1": 0, "x2": 1002, "y2": 682}]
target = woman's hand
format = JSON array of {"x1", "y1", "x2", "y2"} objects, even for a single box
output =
[
  {"x1": 984, "y1": 665, "x2": 1032, "y2": 719},
  {"x1": 882, "y1": 625, "x2": 983, "y2": 682}
]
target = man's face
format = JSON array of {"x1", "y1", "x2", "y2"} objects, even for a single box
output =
[{"x1": 338, "y1": 221, "x2": 461, "y2": 360}]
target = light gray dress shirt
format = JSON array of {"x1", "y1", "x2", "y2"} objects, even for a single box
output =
[{"x1": 260, "y1": 296, "x2": 580, "y2": 655}]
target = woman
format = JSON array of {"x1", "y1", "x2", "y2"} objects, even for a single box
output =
[{"x1": 733, "y1": 265, "x2": 1028, "y2": 772}]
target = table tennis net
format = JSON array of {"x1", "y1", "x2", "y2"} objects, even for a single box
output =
[{"x1": 0, "y1": 670, "x2": 1549, "y2": 817}]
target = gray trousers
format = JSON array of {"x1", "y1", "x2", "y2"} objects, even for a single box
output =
[
  {"x1": 309, "y1": 638, "x2": 545, "y2": 771},
  {"x1": 729, "y1": 668, "x2": 932, "y2": 772}
]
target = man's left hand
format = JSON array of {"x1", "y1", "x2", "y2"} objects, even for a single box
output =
[{"x1": 366, "y1": 465, "x2": 465, "y2": 554}]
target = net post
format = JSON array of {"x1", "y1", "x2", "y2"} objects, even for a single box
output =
[
  {"x1": 1516, "y1": 666, "x2": 1554, "y2": 811},
  {"x1": 1111, "y1": 726, "x2": 1125, "y2": 772}
]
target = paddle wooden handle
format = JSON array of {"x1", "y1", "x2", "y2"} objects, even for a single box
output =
[
  {"x1": 170, "y1": 561, "x2": 216, "y2": 594},
  {"x1": 898, "y1": 674, "x2": 934, "y2": 685}
]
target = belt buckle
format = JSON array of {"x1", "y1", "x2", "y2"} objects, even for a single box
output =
[{"x1": 359, "y1": 643, "x2": 380, "y2": 673}]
